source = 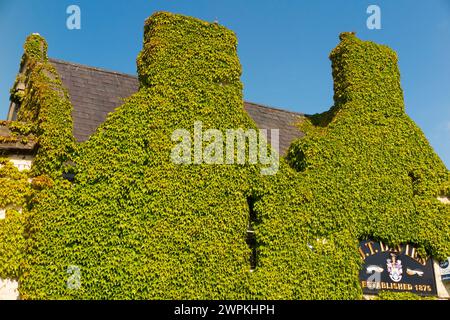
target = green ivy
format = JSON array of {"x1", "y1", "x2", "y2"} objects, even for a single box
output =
[
  {"x1": 261, "y1": 31, "x2": 450, "y2": 299},
  {"x1": 0, "y1": 121, "x2": 37, "y2": 148},
  {"x1": 14, "y1": 34, "x2": 75, "y2": 178},
  {"x1": 2, "y1": 14, "x2": 448, "y2": 300},
  {"x1": 0, "y1": 33, "x2": 75, "y2": 289},
  {"x1": 375, "y1": 291, "x2": 436, "y2": 300},
  {"x1": 0, "y1": 159, "x2": 31, "y2": 279},
  {"x1": 20, "y1": 11, "x2": 265, "y2": 300}
]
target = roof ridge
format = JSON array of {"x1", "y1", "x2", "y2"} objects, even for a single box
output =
[
  {"x1": 245, "y1": 101, "x2": 303, "y2": 115},
  {"x1": 49, "y1": 58, "x2": 138, "y2": 79}
]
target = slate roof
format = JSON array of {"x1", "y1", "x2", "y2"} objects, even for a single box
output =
[
  {"x1": 244, "y1": 102, "x2": 305, "y2": 155},
  {"x1": 50, "y1": 59, "x2": 139, "y2": 143},
  {"x1": 50, "y1": 58, "x2": 304, "y2": 155}
]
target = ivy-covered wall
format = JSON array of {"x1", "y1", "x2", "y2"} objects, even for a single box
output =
[
  {"x1": 255, "y1": 31, "x2": 450, "y2": 299},
  {"x1": 1, "y1": 13, "x2": 448, "y2": 300},
  {"x1": 20, "y1": 12, "x2": 267, "y2": 299},
  {"x1": 0, "y1": 33, "x2": 75, "y2": 294},
  {"x1": 0, "y1": 121, "x2": 36, "y2": 147},
  {"x1": 0, "y1": 159, "x2": 31, "y2": 280},
  {"x1": 13, "y1": 34, "x2": 75, "y2": 178}
]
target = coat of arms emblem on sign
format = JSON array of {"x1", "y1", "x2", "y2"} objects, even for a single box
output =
[{"x1": 386, "y1": 253, "x2": 403, "y2": 282}]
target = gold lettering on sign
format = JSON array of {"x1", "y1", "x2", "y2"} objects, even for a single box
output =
[
  {"x1": 410, "y1": 246, "x2": 416, "y2": 259},
  {"x1": 360, "y1": 280, "x2": 420, "y2": 292},
  {"x1": 380, "y1": 242, "x2": 389, "y2": 252},
  {"x1": 392, "y1": 244, "x2": 402, "y2": 254},
  {"x1": 403, "y1": 245, "x2": 428, "y2": 266},
  {"x1": 417, "y1": 256, "x2": 427, "y2": 266},
  {"x1": 365, "y1": 241, "x2": 377, "y2": 255},
  {"x1": 359, "y1": 247, "x2": 367, "y2": 260},
  {"x1": 360, "y1": 241, "x2": 429, "y2": 266},
  {"x1": 404, "y1": 244, "x2": 410, "y2": 256}
]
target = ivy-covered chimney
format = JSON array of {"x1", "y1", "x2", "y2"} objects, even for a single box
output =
[{"x1": 329, "y1": 32, "x2": 405, "y2": 117}]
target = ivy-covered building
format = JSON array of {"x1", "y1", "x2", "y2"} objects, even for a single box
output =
[{"x1": 0, "y1": 12, "x2": 449, "y2": 300}]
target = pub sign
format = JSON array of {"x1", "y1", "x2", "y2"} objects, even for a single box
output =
[{"x1": 359, "y1": 240, "x2": 437, "y2": 296}]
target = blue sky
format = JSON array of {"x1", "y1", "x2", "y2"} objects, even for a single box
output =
[{"x1": 0, "y1": 0, "x2": 449, "y2": 167}]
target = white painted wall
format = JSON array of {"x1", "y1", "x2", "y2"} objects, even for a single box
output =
[
  {"x1": 434, "y1": 260, "x2": 450, "y2": 299},
  {"x1": 0, "y1": 279, "x2": 19, "y2": 300},
  {"x1": 7, "y1": 155, "x2": 33, "y2": 172}
]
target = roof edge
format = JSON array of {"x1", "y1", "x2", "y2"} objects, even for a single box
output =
[
  {"x1": 244, "y1": 101, "x2": 304, "y2": 116},
  {"x1": 49, "y1": 58, "x2": 138, "y2": 80}
]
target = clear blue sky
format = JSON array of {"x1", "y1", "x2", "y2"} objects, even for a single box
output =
[{"x1": 0, "y1": 0, "x2": 449, "y2": 167}]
